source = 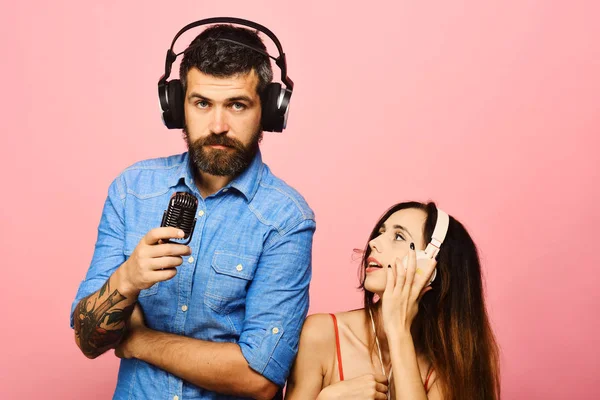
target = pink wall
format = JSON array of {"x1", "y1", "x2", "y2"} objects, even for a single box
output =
[{"x1": 1, "y1": 1, "x2": 599, "y2": 398}]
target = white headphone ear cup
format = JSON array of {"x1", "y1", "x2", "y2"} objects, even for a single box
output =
[
  {"x1": 402, "y1": 251, "x2": 428, "y2": 268},
  {"x1": 402, "y1": 252, "x2": 437, "y2": 284},
  {"x1": 428, "y1": 267, "x2": 437, "y2": 284}
]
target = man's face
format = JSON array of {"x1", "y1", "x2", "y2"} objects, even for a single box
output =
[{"x1": 183, "y1": 67, "x2": 263, "y2": 177}]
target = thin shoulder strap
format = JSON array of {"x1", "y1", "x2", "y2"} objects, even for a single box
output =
[
  {"x1": 329, "y1": 313, "x2": 345, "y2": 381},
  {"x1": 424, "y1": 364, "x2": 435, "y2": 392}
]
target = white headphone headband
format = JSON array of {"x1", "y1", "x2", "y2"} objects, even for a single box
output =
[{"x1": 424, "y1": 208, "x2": 449, "y2": 259}]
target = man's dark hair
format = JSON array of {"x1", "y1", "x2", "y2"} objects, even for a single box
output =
[{"x1": 179, "y1": 24, "x2": 273, "y2": 95}]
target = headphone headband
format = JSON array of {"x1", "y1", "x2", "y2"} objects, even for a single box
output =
[
  {"x1": 159, "y1": 17, "x2": 293, "y2": 90},
  {"x1": 424, "y1": 208, "x2": 450, "y2": 259}
]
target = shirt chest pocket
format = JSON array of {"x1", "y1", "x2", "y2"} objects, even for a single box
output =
[{"x1": 204, "y1": 251, "x2": 259, "y2": 315}]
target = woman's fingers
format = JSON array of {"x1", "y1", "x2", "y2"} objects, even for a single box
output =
[
  {"x1": 411, "y1": 258, "x2": 437, "y2": 301},
  {"x1": 402, "y1": 243, "x2": 417, "y2": 296},
  {"x1": 384, "y1": 261, "x2": 395, "y2": 295},
  {"x1": 394, "y1": 256, "x2": 407, "y2": 293}
]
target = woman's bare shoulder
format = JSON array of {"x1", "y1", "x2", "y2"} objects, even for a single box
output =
[
  {"x1": 299, "y1": 309, "x2": 367, "y2": 348},
  {"x1": 293, "y1": 313, "x2": 335, "y2": 376},
  {"x1": 334, "y1": 308, "x2": 367, "y2": 329},
  {"x1": 299, "y1": 313, "x2": 336, "y2": 346}
]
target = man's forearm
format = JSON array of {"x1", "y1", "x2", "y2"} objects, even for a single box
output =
[
  {"x1": 129, "y1": 329, "x2": 278, "y2": 399},
  {"x1": 73, "y1": 269, "x2": 137, "y2": 358}
]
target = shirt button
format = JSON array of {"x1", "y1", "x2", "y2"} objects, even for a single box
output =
[
  {"x1": 272, "y1": 327, "x2": 280, "y2": 334},
  {"x1": 188, "y1": 256, "x2": 194, "y2": 263},
  {"x1": 236, "y1": 264, "x2": 243, "y2": 272},
  {"x1": 181, "y1": 305, "x2": 188, "y2": 312},
  {"x1": 198, "y1": 210, "x2": 205, "y2": 217},
  {"x1": 173, "y1": 396, "x2": 179, "y2": 400},
  {"x1": 223, "y1": 188, "x2": 229, "y2": 193}
]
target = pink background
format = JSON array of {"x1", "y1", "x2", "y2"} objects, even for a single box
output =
[{"x1": 1, "y1": 1, "x2": 599, "y2": 398}]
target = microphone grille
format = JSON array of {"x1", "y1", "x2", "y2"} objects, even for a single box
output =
[{"x1": 164, "y1": 192, "x2": 198, "y2": 238}]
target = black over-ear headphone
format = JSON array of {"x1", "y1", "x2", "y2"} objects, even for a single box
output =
[{"x1": 158, "y1": 17, "x2": 294, "y2": 132}]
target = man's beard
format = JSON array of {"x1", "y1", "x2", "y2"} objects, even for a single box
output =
[{"x1": 184, "y1": 128, "x2": 263, "y2": 177}]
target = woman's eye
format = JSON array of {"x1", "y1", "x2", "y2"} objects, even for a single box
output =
[{"x1": 394, "y1": 233, "x2": 405, "y2": 241}]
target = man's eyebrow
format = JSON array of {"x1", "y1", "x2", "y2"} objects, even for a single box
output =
[
  {"x1": 226, "y1": 95, "x2": 254, "y2": 103},
  {"x1": 188, "y1": 92, "x2": 211, "y2": 101},
  {"x1": 187, "y1": 92, "x2": 254, "y2": 104}
]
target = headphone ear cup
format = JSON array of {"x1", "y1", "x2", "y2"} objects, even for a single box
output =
[
  {"x1": 261, "y1": 83, "x2": 284, "y2": 132},
  {"x1": 164, "y1": 79, "x2": 185, "y2": 129},
  {"x1": 402, "y1": 251, "x2": 438, "y2": 284}
]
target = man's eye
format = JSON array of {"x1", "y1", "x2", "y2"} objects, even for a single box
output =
[
  {"x1": 231, "y1": 102, "x2": 246, "y2": 111},
  {"x1": 196, "y1": 101, "x2": 209, "y2": 108}
]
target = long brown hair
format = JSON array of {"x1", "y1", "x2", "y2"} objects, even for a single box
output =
[{"x1": 359, "y1": 202, "x2": 501, "y2": 400}]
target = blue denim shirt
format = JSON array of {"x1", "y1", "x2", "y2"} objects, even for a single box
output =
[{"x1": 70, "y1": 150, "x2": 315, "y2": 399}]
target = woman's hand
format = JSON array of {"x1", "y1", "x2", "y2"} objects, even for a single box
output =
[
  {"x1": 316, "y1": 374, "x2": 389, "y2": 400},
  {"x1": 381, "y1": 244, "x2": 436, "y2": 335}
]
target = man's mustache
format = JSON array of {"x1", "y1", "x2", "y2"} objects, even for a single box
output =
[{"x1": 198, "y1": 134, "x2": 244, "y2": 150}]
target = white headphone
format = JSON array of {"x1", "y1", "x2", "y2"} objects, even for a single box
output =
[{"x1": 403, "y1": 207, "x2": 450, "y2": 284}]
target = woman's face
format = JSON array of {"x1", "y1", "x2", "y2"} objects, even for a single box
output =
[{"x1": 364, "y1": 207, "x2": 428, "y2": 295}]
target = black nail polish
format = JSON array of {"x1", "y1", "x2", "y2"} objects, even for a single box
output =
[
  {"x1": 410, "y1": 242, "x2": 415, "y2": 250},
  {"x1": 388, "y1": 264, "x2": 392, "y2": 268}
]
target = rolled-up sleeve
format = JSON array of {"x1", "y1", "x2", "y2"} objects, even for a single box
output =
[
  {"x1": 238, "y1": 218, "x2": 316, "y2": 387},
  {"x1": 70, "y1": 176, "x2": 126, "y2": 328}
]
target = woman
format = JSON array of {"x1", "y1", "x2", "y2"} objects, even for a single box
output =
[{"x1": 285, "y1": 202, "x2": 500, "y2": 399}]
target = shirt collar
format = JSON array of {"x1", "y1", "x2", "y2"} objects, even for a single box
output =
[{"x1": 167, "y1": 150, "x2": 264, "y2": 202}]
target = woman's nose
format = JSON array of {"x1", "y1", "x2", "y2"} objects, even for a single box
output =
[{"x1": 369, "y1": 238, "x2": 380, "y2": 253}]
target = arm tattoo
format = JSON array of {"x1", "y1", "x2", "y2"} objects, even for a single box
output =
[{"x1": 74, "y1": 279, "x2": 135, "y2": 358}]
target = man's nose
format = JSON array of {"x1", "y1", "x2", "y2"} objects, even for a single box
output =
[{"x1": 209, "y1": 107, "x2": 229, "y2": 134}]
